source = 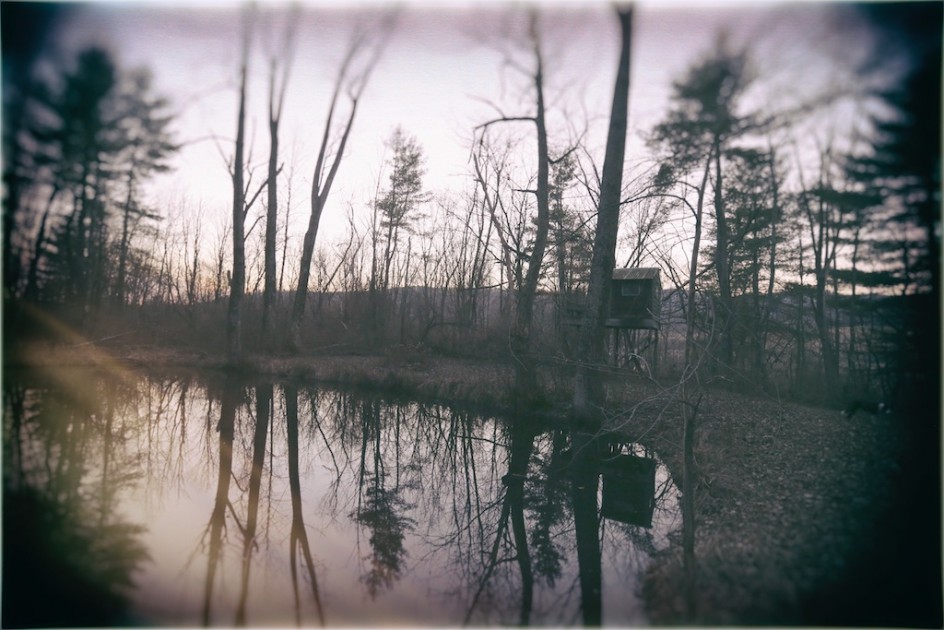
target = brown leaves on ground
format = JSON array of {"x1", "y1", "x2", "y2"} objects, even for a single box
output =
[{"x1": 612, "y1": 378, "x2": 906, "y2": 625}]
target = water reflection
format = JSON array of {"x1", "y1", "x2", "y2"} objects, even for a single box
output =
[
  {"x1": 352, "y1": 398, "x2": 416, "y2": 599},
  {"x1": 3, "y1": 369, "x2": 149, "y2": 627},
  {"x1": 202, "y1": 375, "x2": 237, "y2": 626},
  {"x1": 3, "y1": 368, "x2": 680, "y2": 627},
  {"x1": 285, "y1": 385, "x2": 326, "y2": 625},
  {"x1": 236, "y1": 382, "x2": 271, "y2": 626},
  {"x1": 572, "y1": 431, "x2": 604, "y2": 626}
]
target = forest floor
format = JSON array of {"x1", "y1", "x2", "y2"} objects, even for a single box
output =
[{"x1": 5, "y1": 339, "x2": 940, "y2": 626}]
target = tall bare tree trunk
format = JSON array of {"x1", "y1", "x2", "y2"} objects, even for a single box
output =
[
  {"x1": 679, "y1": 158, "x2": 711, "y2": 622},
  {"x1": 511, "y1": 11, "x2": 553, "y2": 403},
  {"x1": 263, "y1": 19, "x2": 295, "y2": 339},
  {"x1": 115, "y1": 169, "x2": 136, "y2": 306},
  {"x1": 712, "y1": 140, "x2": 734, "y2": 368},
  {"x1": 25, "y1": 186, "x2": 58, "y2": 301},
  {"x1": 263, "y1": 74, "x2": 281, "y2": 337},
  {"x1": 757, "y1": 145, "x2": 781, "y2": 385},
  {"x1": 288, "y1": 31, "x2": 382, "y2": 350},
  {"x1": 572, "y1": 6, "x2": 633, "y2": 426},
  {"x1": 227, "y1": 18, "x2": 250, "y2": 365},
  {"x1": 679, "y1": 158, "x2": 711, "y2": 621}
]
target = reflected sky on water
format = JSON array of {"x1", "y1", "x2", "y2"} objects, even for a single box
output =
[{"x1": 4, "y1": 367, "x2": 679, "y2": 627}]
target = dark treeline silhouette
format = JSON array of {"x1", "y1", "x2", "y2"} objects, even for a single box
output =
[{"x1": 3, "y1": 3, "x2": 177, "y2": 318}]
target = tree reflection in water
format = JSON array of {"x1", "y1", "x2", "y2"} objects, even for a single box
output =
[
  {"x1": 3, "y1": 369, "x2": 680, "y2": 627},
  {"x1": 285, "y1": 385, "x2": 326, "y2": 626},
  {"x1": 352, "y1": 399, "x2": 417, "y2": 598},
  {"x1": 201, "y1": 376, "x2": 238, "y2": 626},
  {"x1": 235, "y1": 382, "x2": 271, "y2": 626},
  {"x1": 527, "y1": 429, "x2": 569, "y2": 588},
  {"x1": 571, "y1": 431, "x2": 603, "y2": 626},
  {"x1": 463, "y1": 421, "x2": 536, "y2": 624},
  {"x1": 3, "y1": 369, "x2": 149, "y2": 628}
]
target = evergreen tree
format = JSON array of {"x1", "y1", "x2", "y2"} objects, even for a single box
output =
[
  {"x1": 844, "y1": 2, "x2": 941, "y2": 408},
  {"x1": 14, "y1": 47, "x2": 176, "y2": 314},
  {"x1": 831, "y1": 6, "x2": 942, "y2": 625},
  {"x1": 375, "y1": 127, "x2": 427, "y2": 292},
  {"x1": 548, "y1": 152, "x2": 589, "y2": 300},
  {"x1": 1, "y1": 3, "x2": 68, "y2": 297},
  {"x1": 31, "y1": 47, "x2": 122, "y2": 310},
  {"x1": 847, "y1": 2, "x2": 941, "y2": 412},
  {"x1": 650, "y1": 39, "x2": 760, "y2": 369},
  {"x1": 111, "y1": 69, "x2": 176, "y2": 305},
  {"x1": 723, "y1": 147, "x2": 780, "y2": 380}
]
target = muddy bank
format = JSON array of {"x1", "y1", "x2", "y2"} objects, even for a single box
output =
[{"x1": 5, "y1": 341, "x2": 939, "y2": 626}]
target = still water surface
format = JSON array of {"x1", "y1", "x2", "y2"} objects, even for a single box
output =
[{"x1": 3, "y1": 367, "x2": 679, "y2": 626}]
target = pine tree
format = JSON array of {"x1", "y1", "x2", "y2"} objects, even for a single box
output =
[
  {"x1": 650, "y1": 39, "x2": 760, "y2": 369},
  {"x1": 375, "y1": 127, "x2": 428, "y2": 292},
  {"x1": 30, "y1": 47, "x2": 121, "y2": 311},
  {"x1": 112, "y1": 69, "x2": 177, "y2": 305},
  {"x1": 14, "y1": 47, "x2": 176, "y2": 315}
]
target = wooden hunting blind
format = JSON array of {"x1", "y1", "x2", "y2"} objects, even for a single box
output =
[
  {"x1": 608, "y1": 267, "x2": 661, "y2": 330},
  {"x1": 562, "y1": 267, "x2": 662, "y2": 372}
]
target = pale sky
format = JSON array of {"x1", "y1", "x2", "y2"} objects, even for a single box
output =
[{"x1": 32, "y1": 0, "x2": 870, "y2": 257}]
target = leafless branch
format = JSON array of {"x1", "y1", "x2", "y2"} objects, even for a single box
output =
[
  {"x1": 473, "y1": 116, "x2": 536, "y2": 134},
  {"x1": 244, "y1": 214, "x2": 265, "y2": 242},
  {"x1": 243, "y1": 163, "x2": 283, "y2": 220}
]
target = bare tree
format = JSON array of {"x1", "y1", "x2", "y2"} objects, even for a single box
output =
[
  {"x1": 793, "y1": 137, "x2": 844, "y2": 394},
  {"x1": 288, "y1": 21, "x2": 389, "y2": 350},
  {"x1": 471, "y1": 138, "x2": 519, "y2": 299},
  {"x1": 572, "y1": 6, "x2": 633, "y2": 426},
  {"x1": 262, "y1": 9, "x2": 297, "y2": 338},
  {"x1": 226, "y1": 14, "x2": 250, "y2": 364},
  {"x1": 175, "y1": 208, "x2": 201, "y2": 308},
  {"x1": 213, "y1": 221, "x2": 231, "y2": 303},
  {"x1": 472, "y1": 9, "x2": 555, "y2": 401}
]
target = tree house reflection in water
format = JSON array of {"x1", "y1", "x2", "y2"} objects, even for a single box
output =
[{"x1": 599, "y1": 442, "x2": 658, "y2": 528}]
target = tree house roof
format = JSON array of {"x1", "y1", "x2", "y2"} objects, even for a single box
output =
[{"x1": 612, "y1": 267, "x2": 660, "y2": 281}]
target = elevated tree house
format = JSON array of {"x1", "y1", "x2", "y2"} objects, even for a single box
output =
[
  {"x1": 566, "y1": 267, "x2": 662, "y2": 373},
  {"x1": 609, "y1": 267, "x2": 661, "y2": 330},
  {"x1": 607, "y1": 267, "x2": 661, "y2": 373}
]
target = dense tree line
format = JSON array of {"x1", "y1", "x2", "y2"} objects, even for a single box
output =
[
  {"x1": 4, "y1": 44, "x2": 176, "y2": 315},
  {"x1": 3, "y1": 3, "x2": 939, "y2": 411}
]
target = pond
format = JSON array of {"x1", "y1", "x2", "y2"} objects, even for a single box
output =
[{"x1": 3, "y1": 366, "x2": 680, "y2": 627}]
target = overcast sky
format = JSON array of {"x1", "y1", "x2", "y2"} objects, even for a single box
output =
[{"x1": 26, "y1": 0, "x2": 873, "y2": 247}]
